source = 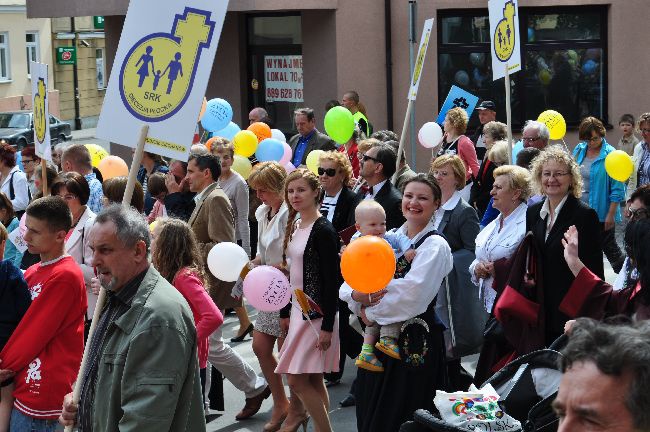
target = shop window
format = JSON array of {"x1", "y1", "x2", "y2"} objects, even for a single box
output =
[
  {"x1": 0, "y1": 33, "x2": 9, "y2": 81},
  {"x1": 96, "y1": 48, "x2": 106, "y2": 89},
  {"x1": 438, "y1": 7, "x2": 607, "y2": 130},
  {"x1": 26, "y1": 32, "x2": 39, "y2": 75}
]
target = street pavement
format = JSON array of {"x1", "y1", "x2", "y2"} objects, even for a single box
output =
[{"x1": 205, "y1": 307, "x2": 359, "y2": 432}]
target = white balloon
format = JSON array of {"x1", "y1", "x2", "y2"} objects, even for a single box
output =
[
  {"x1": 207, "y1": 242, "x2": 249, "y2": 282},
  {"x1": 271, "y1": 129, "x2": 286, "y2": 142},
  {"x1": 418, "y1": 122, "x2": 443, "y2": 149}
]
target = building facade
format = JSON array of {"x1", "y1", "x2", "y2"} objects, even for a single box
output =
[
  {"x1": 0, "y1": 0, "x2": 58, "y2": 115},
  {"x1": 51, "y1": 16, "x2": 106, "y2": 129},
  {"x1": 26, "y1": 0, "x2": 650, "y2": 171}
]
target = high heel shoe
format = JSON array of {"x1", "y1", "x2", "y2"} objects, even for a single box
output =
[
  {"x1": 278, "y1": 415, "x2": 309, "y2": 432},
  {"x1": 263, "y1": 412, "x2": 288, "y2": 432},
  {"x1": 230, "y1": 323, "x2": 254, "y2": 342}
]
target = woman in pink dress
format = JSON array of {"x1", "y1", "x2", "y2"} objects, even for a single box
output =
[
  {"x1": 275, "y1": 168, "x2": 341, "y2": 432},
  {"x1": 151, "y1": 218, "x2": 223, "y2": 403}
]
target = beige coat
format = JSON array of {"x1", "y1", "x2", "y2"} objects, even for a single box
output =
[{"x1": 189, "y1": 182, "x2": 240, "y2": 309}]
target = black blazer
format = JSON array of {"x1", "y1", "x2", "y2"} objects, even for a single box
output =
[
  {"x1": 526, "y1": 194, "x2": 604, "y2": 342},
  {"x1": 280, "y1": 217, "x2": 341, "y2": 332},
  {"x1": 330, "y1": 187, "x2": 362, "y2": 232},
  {"x1": 357, "y1": 180, "x2": 405, "y2": 230},
  {"x1": 288, "y1": 130, "x2": 336, "y2": 165},
  {"x1": 470, "y1": 158, "x2": 496, "y2": 218}
]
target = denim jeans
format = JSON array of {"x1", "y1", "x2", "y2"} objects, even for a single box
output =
[{"x1": 10, "y1": 408, "x2": 62, "y2": 432}]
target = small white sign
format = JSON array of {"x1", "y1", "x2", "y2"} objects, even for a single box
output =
[
  {"x1": 264, "y1": 55, "x2": 303, "y2": 103},
  {"x1": 489, "y1": 0, "x2": 522, "y2": 80},
  {"x1": 30, "y1": 61, "x2": 51, "y2": 162},
  {"x1": 408, "y1": 18, "x2": 435, "y2": 101},
  {"x1": 8, "y1": 226, "x2": 28, "y2": 254},
  {"x1": 96, "y1": 0, "x2": 229, "y2": 161}
]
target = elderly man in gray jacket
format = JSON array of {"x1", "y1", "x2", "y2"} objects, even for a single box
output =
[{"x1": 60, "y1": 205, "x2": 205, "y2": 432}]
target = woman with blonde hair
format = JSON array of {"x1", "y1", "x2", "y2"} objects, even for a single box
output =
[
  {"x1": 527, "y1": 146, "x2": 603, "y2": 345},
  {"x1": 276, "y1": 168, "x2": 341, "y2": 432},
  {"x1": 430, "y1": 154, "x2": 481, "y2": 389},
  {"x1": 150, "y1": 218, "x2": 223, "y2": 411},
  {"x1": 247, "y1": 161, "x2": 297, "y2": 431},
  {"x1": 471, "y1": 165, "x2": 531, "y2": 383},
  {"x1": 434, "y1": 107, "x2": 480, "y2": 202},
  {"x1": 211, "y1": 137, "x2": 253, "y2": 342}
]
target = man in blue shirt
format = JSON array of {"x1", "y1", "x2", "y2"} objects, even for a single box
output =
[{"x1": 289, "y1": 108, "x2": 336, "y2": 166}]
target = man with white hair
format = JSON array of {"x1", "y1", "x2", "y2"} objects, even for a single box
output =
[
  {"x1": 248, "y1": 107, "x2": 268, "y2": 125},
  {"x1": 512, "y1": 120, "x2": 552, "y2": 162}
]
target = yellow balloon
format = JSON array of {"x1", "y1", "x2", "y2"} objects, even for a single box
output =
[
  {"x1": 233, "y1": 130, "x2": 258, "y2": 157},
  {"x1": 231, "y1": 154, "x2": 253, "y2": 179},
  {"x1": 149, "y1": 220, "x2": 159, "y2": 233},
  {"x1": 305, "y1": 150, "x2": 324, "y2": 175},
  {"x1": 605, "y1": 150, "x2": 634, "y2": 182},
  {"x1": 84, "y1": 144, "x2": 109, "y2": 168},
  {"x1": 537, "y1": 110, "x2": 566, "y2": 140}
]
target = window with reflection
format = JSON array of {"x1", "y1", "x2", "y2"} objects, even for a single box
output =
[{"x1": 438, "y1": 7, "x2": 607, "y2": 130}]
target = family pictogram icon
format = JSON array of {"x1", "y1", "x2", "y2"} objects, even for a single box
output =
[
  {"x1": 119, "y1": 7, "x2": 216, "y2": 121},
  {"x1": 493, "y1": 0, "x2": 516, "y2": 62}
]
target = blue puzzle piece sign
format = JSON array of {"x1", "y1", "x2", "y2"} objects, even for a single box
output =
[{"x1": 436, "y1": 85, "x2": 480, "y2": 125}]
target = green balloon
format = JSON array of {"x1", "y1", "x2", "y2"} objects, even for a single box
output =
[{"x1": 324, "y1": 106, "x2": 355, "y2": 144}]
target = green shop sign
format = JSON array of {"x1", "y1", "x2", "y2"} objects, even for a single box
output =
[
  {"x1": 56, "y1": 47, "x2": 76, "y2": 65},
  {"x1": 93, "y1": 16, "x2": 105, "y2": 29}
]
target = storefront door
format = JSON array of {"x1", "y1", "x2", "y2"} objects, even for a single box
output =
[{"x1": 247, "y1": 14, "x2": 302, "y2": 135}]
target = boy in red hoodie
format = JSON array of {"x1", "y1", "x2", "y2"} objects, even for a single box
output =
[{"x1": 0, "y1": 196, "x2": 86, "y2": 431}]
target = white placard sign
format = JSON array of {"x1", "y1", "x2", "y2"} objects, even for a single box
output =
[
  {"x1": 31, "y1": 61, "x2": 51, "y2": 162},
  {"x1": 264, "y1": 55, "x2": 303, "y2": 103},
  {"x1": 8, "y1": 226, "x2": 28, "y2": 254},
  {"x1": 96, "y1": 0, "x2": 229, "y2": 161},
  {"x1": 408, "y1": 18, "x2": 434, "y2": 101},
  {"x1": 489, "y1": 0, "x2": 522, "y2": 80}
]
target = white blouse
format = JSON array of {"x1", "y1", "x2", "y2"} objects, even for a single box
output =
[
  {"x1": 340, "y1": 221, "x2": 454, "y2": 326},
  {"x1": 255, "y1": 202, "x2": 290, "y2": 266},
  {"x1": 469, "y1": 202, "x2": 527, "y2": 312}
]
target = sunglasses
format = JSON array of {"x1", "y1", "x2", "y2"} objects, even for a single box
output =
[
  {"x1": 362, "y1": 154, "x2": 379, "y2": 163},
  {"x1": 317, "y1": 167, "x2": 337, "y2": 177}
]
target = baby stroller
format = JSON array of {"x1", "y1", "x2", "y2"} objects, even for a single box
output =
[{"x1": 400, "y1": 336, "x2": 567, "y2": 432}]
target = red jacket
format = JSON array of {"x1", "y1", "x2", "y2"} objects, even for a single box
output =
[
  {"x1": 173, "y1": 268, "x2": 223, "y2": 368},
  {"x1": 0, "y1": 256, "x2": 86, "y2": 420}
]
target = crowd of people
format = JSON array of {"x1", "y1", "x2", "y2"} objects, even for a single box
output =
[{"x1": 0, "y1": 92, "x2": 649, "y2": 432}]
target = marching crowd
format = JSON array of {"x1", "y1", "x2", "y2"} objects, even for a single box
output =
[{"x1": 0, "y1": 92, "x2": 649, "y2": 432}]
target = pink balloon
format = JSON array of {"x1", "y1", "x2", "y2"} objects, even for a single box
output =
[
  {"x1": 283, "y1": 162, "x2": 296, "y2": 173},
  {"x1": 19, "y1": 213, "x2": 26, "y2": 235},
  {"x1": 279, "y1": 142, "x2": 292, "y2": 165},
  {"x1": 243, "y1": 266, "x2": 291, "y2": 312}
]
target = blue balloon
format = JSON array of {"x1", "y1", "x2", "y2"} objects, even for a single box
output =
[
  {"x1": 582, "y1": 59, "x2": 597, "y2": 75},
  {"x1": 201, "y1": 98, "x2": 232, "y2": 132},
  {"x1": 213, "y1": 122, "x2": 241, "y2": 141},
  {"x1": 255, "y1": 138, "x2": 284, "y2": 162}
]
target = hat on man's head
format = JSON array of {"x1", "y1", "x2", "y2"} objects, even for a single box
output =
[{"x1": 477, "y1": 100, "x2": 496, "y2": 111}]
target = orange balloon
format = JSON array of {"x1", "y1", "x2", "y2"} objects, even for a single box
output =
[
  {"x1": 247, "y1": 122, "x2": 272, "y2": 143},
  {"x1": 197, "y1": 97, "x2": 207, "y2": 122},
  {"x1": 205, "y1": 136, "x2": 218, "y2": 152},
  {"x1": 341, "y1": 236, "x2": 396, "y2": 294},
  {"x1": 98, "y1": 155, "x2": 129, "y2": 180}
]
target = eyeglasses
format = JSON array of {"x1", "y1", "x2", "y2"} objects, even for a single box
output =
[
  {"x1": 587, "y1": 136, "x2": 602, "y2": 142},
  {"x1": 362, "y1": 154, "x2": 379, "y2": 163},
  {"x1": 22, "y1": 159, "x2": 34, "y2": 164},
  {"x1": 317, "y1": 167, "x2": 337, "y2": 177},
  {"x1": 641, "y1": 128, "x2": 650, "y2": 134},
  {"x1": 522, "y1": 136, "x2": 540, "y2": 142},
  {"x1": 542, "y1": 171, "x2": 570, "y2": 179},
  {"x1": 431, "y1": 170, "x2": 451, "y2": 177},
  {"x1": 60, "y1": 194, "x2": 77, "y2": 201}
]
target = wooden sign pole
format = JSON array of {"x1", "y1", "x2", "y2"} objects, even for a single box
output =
[
  {"x1": 392, "y1": 100, "x2": 414, "y2": 185},
  {"x1": 65, "y1": 124, "x2": 148, "y2": 432},
  {"x1": 504, "y1": 62, "x2": 513, "y2": 164},
  {"x1": 40, "y1": 159, "x2": 48, "y2": 197}
]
